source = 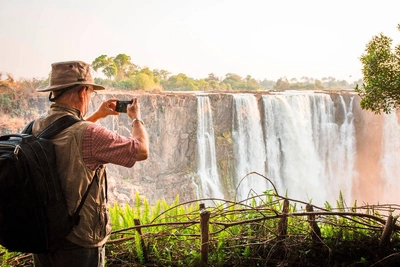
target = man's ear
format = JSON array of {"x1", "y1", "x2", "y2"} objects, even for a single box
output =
[{"x1": 77, "y1": 86, "x2": 87, "y2": 100}]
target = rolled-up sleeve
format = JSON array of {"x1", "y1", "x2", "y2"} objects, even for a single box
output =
[{"x1": 82, "y1": 123, "x2": 140, "y2": 170}]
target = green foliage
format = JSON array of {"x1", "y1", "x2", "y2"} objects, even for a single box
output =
[
  {"x1": 114, "y1": 78, "x2": 135, "y2": 90},
  {"x1": 274, "y1": 77, "x2": 290, "y2": 90},
  {"x1": 274, "y1": 76, "x2": 338, "y2": 90},
  {"x1": 314, "y1": 79, "x2": 324, "y2": 89},
  {"x1": 217, "y1": 73, "x2": 260, "y2": 90},
  {"x1": 153, "y1": 69, "x2": 171, "y2": 81},
  {"x1": 162, "y1": 73, "x2": 197, "y2": 91},
  {"x1": 92, "y1": 55, "x2": 118, "y2": 80},
  {"x1": 133, "y1": 73, "x2": 155, "y2": 91},
  {"x1": 114, "y1": 54, "x2": 137, "y2": 81},
  {"x1": 90, "y1": 53, "x2": 359, "y2": 92},
  {"x1": 92, "y1": 54, "x2": 138, "y2": 82},
  {"x1": 92, "y1": 54, "x2": 163, "y2": 91},
  {"x1": 0, "y1": 94, "x2": 12, "y2": 113},
  {"x1": 355, "y1": 24, "x2": 400, "y2": 114},
  {"x1": 221, "y1": 73, "x2": 243, "y2": 90}
]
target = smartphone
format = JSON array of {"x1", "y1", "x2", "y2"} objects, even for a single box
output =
[{"x1": 115, "y1": 100, "x2": 133, "y2": 113}]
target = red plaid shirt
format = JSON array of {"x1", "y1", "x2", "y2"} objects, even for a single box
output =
[{"x1": 82, "y1": 123, "x2": 140, "y2": 171}]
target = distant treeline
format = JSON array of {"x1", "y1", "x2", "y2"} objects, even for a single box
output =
[
  {"x1": 91, "y1": 54, "x2": 361, "y2": 91},
  {"x1": 0, "y1": 53, "x2": 361, "y2": 93}
]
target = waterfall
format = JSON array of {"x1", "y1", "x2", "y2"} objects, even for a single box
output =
[
  {"x1": 196, "y1": 96, "x2": 225, "y2": 200},
  {"x1": 262, "y1": 93, "x2": 325, "y2": 204},
  {"x1": 381, "y1": 112, "x2": 400, "y2": 202},
  {"x1": 261, "y1": 92, "x2": 356, "y2": 205},
  {"x1": 232, "y1": 94, "x2": 267, "y2": 200},
  {"x1": 335, "y1": 96, "x2": 356, "y2": 202}
]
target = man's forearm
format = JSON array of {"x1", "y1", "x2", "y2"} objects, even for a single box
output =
[{"x1": 132, "y1": 119, "x2": 149, "y2": 161}]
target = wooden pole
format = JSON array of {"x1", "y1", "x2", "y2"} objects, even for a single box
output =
[
  {"x1": 277, "y1": 199, "x2": 289, "y2": 239},
  {"x1": 380, "y1": 215, "x2": 394, "y2": 247},
  {"x1": 134, "y1": 218, "x2": 148, "y2": 262},
  {"x1": 199, "y1": 203, "x2": 211, "y2": 266},
  {"x1": 306, "y1": 204, "x2": 321, "y2": 243}
]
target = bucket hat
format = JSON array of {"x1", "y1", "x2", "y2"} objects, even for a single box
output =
[{"x1": 36, "y1": 61, "x2": 105, "y2": 92}]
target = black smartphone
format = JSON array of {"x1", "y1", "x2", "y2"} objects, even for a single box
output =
[{"x1": 115, "y1": 100, "x2": 133, "y2": 113}]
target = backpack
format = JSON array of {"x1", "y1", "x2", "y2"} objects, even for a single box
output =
[{"x1": 0, "y1": 115, "x2": 94, "y2": 253}]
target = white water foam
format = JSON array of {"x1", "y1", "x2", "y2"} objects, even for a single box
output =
[
  {"x1": 381, "y1": 111, "x2": 400, "y2": 202},
  {"x1": 232, "y1": 94, "x2": 267, "y2": 200},
  {"x1": 196, "y1": 96, "x2": 225, "y2": 200},
  {"x1": 261, "y1": 93, "x2": 356, "y2": 205}
]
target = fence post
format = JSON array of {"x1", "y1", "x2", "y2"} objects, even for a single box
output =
[
  {"x1": 277, "y1": 199, "x2": 289, "y2": 239},
  {"x1": 200, "y1": 203, "x2": 211, "y2": 266},
  {"x1": 380, "y1": 215, "x2": 394, "y2": 247},
  {"x1": 134, "y1": 218, "x2": 148, "y2": 262},
  {"x1": 306, "y1": 204, "x2": 321, "y2": 243}
]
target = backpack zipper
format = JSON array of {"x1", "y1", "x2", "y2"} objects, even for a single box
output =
[{"x1": 14, "y1": 145, "x2": 21, "y2": 160}]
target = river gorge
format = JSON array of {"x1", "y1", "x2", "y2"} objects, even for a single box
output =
[{"x1": 13, "y1": 91, "x2": 400, "y2": 207}]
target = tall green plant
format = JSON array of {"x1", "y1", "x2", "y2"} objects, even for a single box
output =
[{"x1": 355, "y1": 24, "x2": 400, "y2": 114}]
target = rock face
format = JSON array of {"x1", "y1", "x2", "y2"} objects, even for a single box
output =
[
  {"x1": 7, "y1": 91, "x2": 393, "y2": 206},
  {"x1": 90, "y1": 92, "x2": 200, "y2": 206}
]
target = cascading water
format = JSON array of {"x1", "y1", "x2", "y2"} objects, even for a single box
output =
[
  {"x1": 262, "y1": 93, "x2": 325, "y2": 204},
  {"x1": 261, "y1": 92, "x2": 356, "y2": 205},
  {"x1": 381, "y1": 111, "x2": 400, "y2": 202},
  {"x1": 335, "y1": 96, "x2": 356, "y2": 202},
  {"x1": 196, "y1": 96, "x2": 225, "y2": 200},
  {"x1": 196, "y1": 92, "x2": 359, "y2": 206},
  {"x1": 232, "y1": 94, "x2": 267, "y2": 200}
]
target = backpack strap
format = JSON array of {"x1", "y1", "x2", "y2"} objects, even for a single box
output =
[
  {"x1": 37, "y1": 116, "x2": 82, "y2": 139},
  {"x1": 71, "y1": 172, "x2": 96, "y2": 226},
  {"x1": 22, "y1": 115, "x2": 81, "y2": 138},
  {"x1": 72, "y1": 167, "x2": 107, "y2": 225},
  {"x1": 22, "y1": 120, "x2": 35, "y2": 134}
]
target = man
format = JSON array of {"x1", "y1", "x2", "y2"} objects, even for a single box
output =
[{"x1": 32, "y1": 60, "x2": 149, "y2": 267}]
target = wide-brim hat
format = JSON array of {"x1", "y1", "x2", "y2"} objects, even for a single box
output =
[{"x1": 36, "y1": 60, "x2": 105, "y2": 92}]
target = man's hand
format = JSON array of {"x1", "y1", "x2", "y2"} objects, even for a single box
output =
[
  {"x1": 127, "y1": 98, "x2": 141, "y2": 120},
  {"x1": 86, "y1": 98, "x2": 120, "y2": 122}
]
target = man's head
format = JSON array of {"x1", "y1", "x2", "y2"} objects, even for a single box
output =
[{"x1": 37, "y1": 61, "x2": 104, "y2": 116}]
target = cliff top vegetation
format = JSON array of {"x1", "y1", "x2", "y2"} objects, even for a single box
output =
[{"x1": 90, "y1": 53, "x2": 361, "y2": 92}]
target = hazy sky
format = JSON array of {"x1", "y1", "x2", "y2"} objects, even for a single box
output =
[{"x1": 1, "y1": 0, "x2": 399, "y2": 82}]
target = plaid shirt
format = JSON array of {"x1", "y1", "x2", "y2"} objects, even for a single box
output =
[{"x1": 82, "y1": 123, "x2": 140, "y2": 171}]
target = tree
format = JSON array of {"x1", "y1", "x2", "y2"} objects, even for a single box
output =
[
  {"x1": 159, "y1": 69, "x2": 171, "y2": 80},
  {"x1": 314, "y1": 79, "x2": 324, "y2": 89},
  {"x1": 208, "y1": 80, "x2": 220, "y2": 90},
  {"x1": 274, "y1": 77, "x2": 290, "y2": 90},
  {"x1": 164, "y1": 73, "x2": 197, "y2": 91},
  {"x1": 260, "y1": 79, "x2": 275, "y2": 89},
  {"x1": 301, "y1": 76, "x2": 311, "y2": 84},
  {"x1": 221, "y1": 73, "x2": 243, "y2": 90},
  {"x1": 196, "y1": 79, "x2": 211, "y2": 91},
  {"x1": 113, "y1": 54, "x2": 137, "y2": 81},
  {"x1": 133, "y1": 73, "x2": 155, "y2": 90},
  {"x1": 92, "y1": 54, "x2": 137, "y2": 81},
  {"x1": 355, "y1": 24, "x2": 400, "y2": 114},
  {"x1": 206, "y1": 73, "x2": 219, "y2": 82},
  {"x1": 92, "y1": 55, "x2": 117, "y2": 80},
  {"x1": 244, "y1": 75, "x2": 259, "y2": 90}
]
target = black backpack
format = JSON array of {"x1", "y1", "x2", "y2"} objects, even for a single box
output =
[{"x1": 0, "y1": 116, "x2": 94, "y2": 253}]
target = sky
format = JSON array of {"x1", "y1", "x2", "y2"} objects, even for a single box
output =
[{"x1": 0, "y1": 0, "x2": 399, "y2": 83}]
